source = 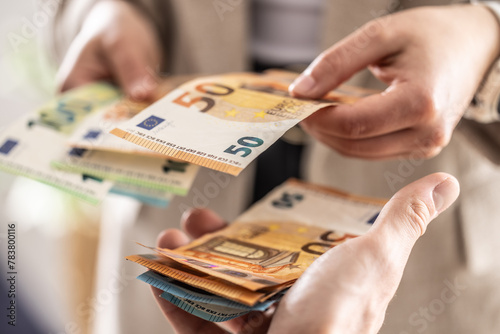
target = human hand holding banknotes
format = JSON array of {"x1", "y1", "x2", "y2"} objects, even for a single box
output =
[
  {"x1": 150, "y1": 173, "x2": 459, "y2": 334},
  {"x1": 291, "y1": 5, "x2": 500, "y2": 160}
]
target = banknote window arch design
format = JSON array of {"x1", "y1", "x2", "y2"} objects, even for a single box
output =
[{"x1": 190, "y1": 236, "x2": 299, "y2": 269}]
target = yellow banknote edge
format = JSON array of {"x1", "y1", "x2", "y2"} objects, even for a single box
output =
[{"x1": 126, "y1": 254, "x2": 266, "y2": 306}]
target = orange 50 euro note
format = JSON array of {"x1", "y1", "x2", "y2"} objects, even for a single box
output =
[{"x1": 111, "y1": 72, "x2": 375, "y2": 176}]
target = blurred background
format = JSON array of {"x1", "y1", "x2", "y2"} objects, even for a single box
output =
[
  {"x1": 0, "y1": 2, "x2": 112, "y2": 333},
  {"x1": 0, "y1": 3, "x2": 242, "y2": 334}
]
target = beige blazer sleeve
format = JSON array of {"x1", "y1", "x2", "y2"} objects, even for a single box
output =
[{"x1": 460, "y1": 1, "x2": 500, "y2": 163}]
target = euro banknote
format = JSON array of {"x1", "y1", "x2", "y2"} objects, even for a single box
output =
[
  {"x1": 111, "y1": 72, "x2": 376, "y2": 176},
  {"x1": 52, "y1": 147, "x2": 199, "y2": 196},
  {"x1": 68, "y1": 75, "x2": 197, "y2": 155},
  {"x1": 127, "y1": 179, "x2": 387, "y2": 315},
  {"x1": 138, "y1": 270, "x2": 280, "y2": 322},
  {"x1": 127, "y1": 253, "x2": 267, "y2": 306},
  {"x1": 2, "y1": 80, "x2": 202, "y2": 204},
  {"x1": 67, "y1": 98, "x2": 157, "y2": 155},
  {"x1": 35, "y1": 82, "x2": 120, "y2": 135},
  {"x1": 110, "y1": 182, "x2": 173, "y2": 208},
  {"x1": 0, "y1": 115, "x2": 113, "y2": 204},
  {"x1": 0, "y1": 83, "x2": 120, "y2": 204}
]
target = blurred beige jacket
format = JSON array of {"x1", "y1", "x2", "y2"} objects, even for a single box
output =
[{"x1": 50, "y1": 0, "x2": 500, "y2": 333}]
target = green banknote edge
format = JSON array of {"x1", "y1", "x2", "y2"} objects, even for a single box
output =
[
  {"x1": 51, "y1": 161, "x2": 188, "y2": 196},
  {"x1": 0, "y1": 163, "x2": 101, "y2": 205}
]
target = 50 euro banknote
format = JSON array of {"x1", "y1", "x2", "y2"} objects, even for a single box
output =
[
  {"x1": 111, "y1": 72, "x2": 376, "y2": 176},
  {"x1": 52, "y1": 147, "x2": 199, "y2": 196},
  {"x1": 127, "y1": 179, "x2": 387, "y2": 306},
  {"x1": 59, "y1": 77, "x2": 200, "y2": 196},
  {"x1": 67, "y1": 75, "x2": 198, "y2": 155},
  {"x1": 0, "y1": 83, "x2": 120, "y2": 204}
]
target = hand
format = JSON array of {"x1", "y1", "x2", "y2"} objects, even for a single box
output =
[
  {"x1": 290, "y1": 5, "x2": 500, "y2": 159},
  {"x1": 56, "y1": 1, "x2": 162, "y2": 100},
  {"x1": 152, "y1": 173, "x2": 460, "y2": 334}
]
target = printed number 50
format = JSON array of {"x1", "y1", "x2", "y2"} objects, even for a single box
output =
[{"x1": 224, "y1": 137, "x2": 264, "y2": 158}]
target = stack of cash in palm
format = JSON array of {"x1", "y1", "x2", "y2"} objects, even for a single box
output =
[
  {"x1": 128, "y1": 179, "x2": 386, "y2": 322},
  {"x1": 0, "y1": 70, "x2": 376, "y2": 206}
]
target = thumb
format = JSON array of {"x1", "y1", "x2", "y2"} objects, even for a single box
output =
[
  {"x1": 368, "y1": 173, "x2": 460, "y2": 256},
  {"x1": 289, "y1": 18, "x2": 402, "y2": 99}
]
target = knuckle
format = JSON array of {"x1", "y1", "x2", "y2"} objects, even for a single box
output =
[
  {"x1": 338, "y1": 116, "x2": 367, "y2": 138},
  {"x1": 404, "y1": 198, "x2": 432, "y2": 237},
  {"x1": 421, "y1": 127, "x2": 448, "y2": 151},
  {"x1": 421, "y1": 146, "x2": 443, "y2": 159},
  {"x1": 361, "y1": 19, "x2": 392, "y2": 45},
  {"x1": 413, "y1": 127, "x2": 449, "y2": 159},
  {"x1": 429, "y1": 127, "x2": 448, "y2": 148},
  {"x1": 415, "y1": 91, "x2": 437, "y2": 122},
  {"x1": 315, "y1": 51, "x2": 340, "y2": 74}
]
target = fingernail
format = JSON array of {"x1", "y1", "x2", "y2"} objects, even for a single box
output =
[
  {"x1": 432, "y1": 178, "x2": 460, "y2": 214},
  {"x1": 290, "y1": 74, "x2": 316, "y2": 96}
]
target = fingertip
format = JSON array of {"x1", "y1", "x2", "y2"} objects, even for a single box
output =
[
  {"x1": 121, "y1": 69, "x2": 160, "y2": 101},
  {"x1": 289, "y1": 74, "x2": 317, "y2": 98},
  {"x1": 432, "y1": 174, "x2": 460, "y2": 215},
  {"x1": 127, "y1": 83, "x2": 150, "y2": 101},
  {"x1": 156, "y1": 229, "x2": 190, "y2": 249},
  {"x1": 181, "y1": 208, "x2": 227, "y2": 239},
  {"x1": 369, "y1": 172, "x2": 460, "y2": 252}
]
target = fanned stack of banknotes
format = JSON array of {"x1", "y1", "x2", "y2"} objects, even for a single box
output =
[
  {"x1": 130, "y1": 179, "x2": 386, "y2": 322},
  {"x1": 0, "y1": 69, "x2": 386, "y2": 321}
]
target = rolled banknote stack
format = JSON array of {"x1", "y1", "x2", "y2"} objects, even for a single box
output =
[{"x1": 128, "y1": 179, "x2": 386, "y2": 322}]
